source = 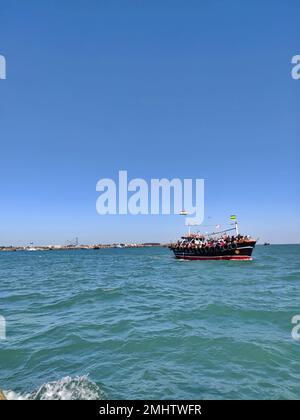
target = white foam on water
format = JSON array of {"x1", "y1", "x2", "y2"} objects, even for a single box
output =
[
  {"x1": 3, "y1": 390, "x2": 32, "y2": 400},
  {"x1": 4, "y1": 375, "x2": 105, "y2": 400}
]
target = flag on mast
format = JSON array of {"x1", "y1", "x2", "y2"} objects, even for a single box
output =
[{"x1": 230, "y1": 215, "x2": 237, "y2": 221}]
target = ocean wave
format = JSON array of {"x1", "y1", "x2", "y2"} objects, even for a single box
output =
[{"x1": 4, "y1": 376, "x2": 106, "y2": 400}]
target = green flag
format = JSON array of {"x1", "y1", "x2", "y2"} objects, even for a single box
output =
[{"x1": 230, "y1": 215, "x2": 237, "y2": 221}]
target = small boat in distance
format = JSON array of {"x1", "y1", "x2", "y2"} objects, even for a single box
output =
[
  {"x1": 263, "y1": 242, "x2": 270, "y2": 246},
  {"x1": 27, "y1": 242, "x2": 38, "y2": 251},
  {"x1": 169, "y1": 217, "x2": 256, "y2": 261}
]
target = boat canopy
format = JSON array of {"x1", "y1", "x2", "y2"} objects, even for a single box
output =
[{"x1": 182, "y1": 227, "x2": 237, "y2": 240}]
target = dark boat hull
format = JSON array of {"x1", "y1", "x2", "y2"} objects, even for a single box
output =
[{"x1": 170, "y1": 241, "x2": 256, "y2": 261}]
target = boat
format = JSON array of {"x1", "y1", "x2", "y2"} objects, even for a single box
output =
[
  {"x1": 169, "y1": 218, "x2": 256, "y2": 261},
  {"x1": 263, "y1": 242, "x2": 270, "y2": 246},
  {"x1": 26, "y1": 242, "x2": 38, "y2": 251}
]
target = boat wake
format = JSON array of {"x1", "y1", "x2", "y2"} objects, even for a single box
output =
[{"x1": 3, "y1": 376, "x2": 106, "y2": 400}]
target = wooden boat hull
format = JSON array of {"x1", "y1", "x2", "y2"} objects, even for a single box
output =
[{"x1": 170, "y1": 241, "x2": 256, "y2": 261}]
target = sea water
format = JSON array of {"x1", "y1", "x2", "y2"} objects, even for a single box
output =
[{"x1": 1, "y1": 246, "x2": 300, "y2": 399}]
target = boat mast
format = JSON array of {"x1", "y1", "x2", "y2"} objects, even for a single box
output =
[
  {"x1": 230, "y1": 215, "x2": 239, "y2": 236},
  {"x1": 235, "y1": 221, "x2": 239, "y2": 236},
  {"x1": 179, "y1": 209, "x2": 192, "y2": 236}
]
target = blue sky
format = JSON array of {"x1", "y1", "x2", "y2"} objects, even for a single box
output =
[{"x1": 0, "y1": 0, "x2": 299, "y2": 245}]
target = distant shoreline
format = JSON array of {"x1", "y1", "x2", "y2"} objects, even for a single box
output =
[{"x1": 0, "y1": 243, "x2": 168, "y2": 252}]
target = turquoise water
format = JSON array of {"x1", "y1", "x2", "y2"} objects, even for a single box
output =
[{"x1": 1, "y1": 245, "x2": 300, "y2": 400}]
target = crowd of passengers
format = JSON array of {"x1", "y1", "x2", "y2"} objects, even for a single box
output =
[{"x1": 173, "y1": 234, "x2": 251, "y2": 249}]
